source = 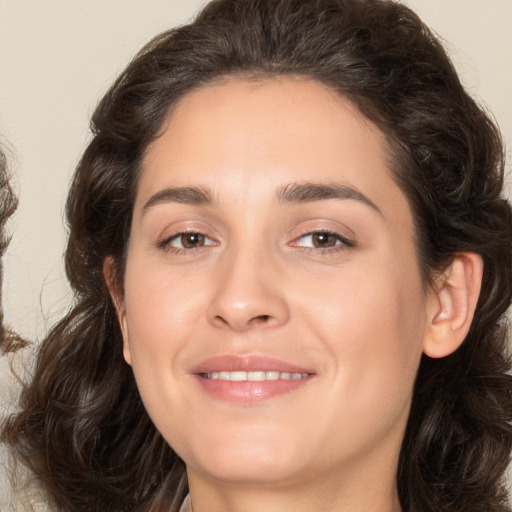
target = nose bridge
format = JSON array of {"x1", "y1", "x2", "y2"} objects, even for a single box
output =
[{"x1": 207, "y1": 238, "x2": 289, "y2": 331}]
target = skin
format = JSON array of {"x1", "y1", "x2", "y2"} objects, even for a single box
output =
[{"x1": 112, "y1": 78, "x2": 474, "y2": 512}]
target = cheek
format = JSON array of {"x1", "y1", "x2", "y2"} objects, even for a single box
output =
[
  {"x1": 121, "y1": 260, "x2": 203, "y2": 391},
  {"x1": 124, "y1": 259, "x2": 203, "y2": 338},
  {"x1": 304, "y1": 250, "x2": 426, "y2": 402},
  {"x1": 305, "y1": 247, "x2": 425, "y2": 341},
  {"x1": 309, "y1": 268, "x2": 425, "y2": 456},
  {"x1": 121, "y1": 268, "x2": 200, "y2": 440}
]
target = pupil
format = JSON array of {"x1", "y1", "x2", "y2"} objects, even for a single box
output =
[
  {"x1": 182, "y1": 233, "x2": 204, "y2": 248},
  {"x1": 313, "y1": 233, "x2": 335, "y2": 247}
]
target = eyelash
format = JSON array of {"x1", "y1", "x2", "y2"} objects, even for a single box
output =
[{"x1": 158, "y1": 230, "x2": 354, "y2": 255}]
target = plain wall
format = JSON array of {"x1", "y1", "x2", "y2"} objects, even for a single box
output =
[{"x1": 0, "y1": 0, "x2": 511, "y2": 502}]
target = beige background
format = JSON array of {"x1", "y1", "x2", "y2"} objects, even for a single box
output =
[{"x1": 0, "y1": 0, "x2": 511, "y2": 502}]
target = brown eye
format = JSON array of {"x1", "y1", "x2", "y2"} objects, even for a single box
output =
[
  {"x1": 311, "y1": 233, "x2": 338, "y2": 248},
  {"x1": 180, "y1": 233, "x2": 205, "y2": 248}
]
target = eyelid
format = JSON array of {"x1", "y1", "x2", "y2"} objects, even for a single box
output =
[
  {"x1": 287, "y1": 216, "x2": 355, "y2": 245},
  {"x1": 156, "y1": 223, "x2": 219, "y2": 252}
]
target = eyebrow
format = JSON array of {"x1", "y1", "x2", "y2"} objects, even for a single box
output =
[
  {"x1": 142, "y1": 181, "x2": 381, "y2": 216},
  {"x1": 143, "y1": 186, "x2": 215, "y2": 211},
  {"x1": 278, "y1": 182, "x2": 382, "y2": 215}
]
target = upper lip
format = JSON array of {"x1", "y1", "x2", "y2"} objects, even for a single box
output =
[{"x1": 190, "y1": 354, "x2": 315, "y2": 375}]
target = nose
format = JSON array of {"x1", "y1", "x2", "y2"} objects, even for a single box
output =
[{"x1": 206, "y1": 245, "x2": 290, "y2": 332}]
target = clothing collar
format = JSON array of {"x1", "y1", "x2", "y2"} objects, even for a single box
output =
[{"x1": 179, "y1": 494, "x2": 192, "y2": 512}]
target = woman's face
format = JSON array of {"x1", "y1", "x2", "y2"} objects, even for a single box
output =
[{"x1": 117, "y1": 78, "x2": 435, "y2": 491}]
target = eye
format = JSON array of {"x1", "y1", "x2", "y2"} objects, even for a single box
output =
[
  {"x1": 162, "y1": 232, "x2": 217, "y2": 250},
  {"x1": 293, "y1": 231, "x2": 353, "y2": 250}
]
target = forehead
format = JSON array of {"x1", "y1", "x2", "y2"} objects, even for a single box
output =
[
  {"x1": 147, "y1": 77, "x2": 381, "y2": 162},
  {"x1": 142, "y1": 77, "x2": 383, "y2": 172},
  {"x1": 137, "y1": 77, "x2": 412, "y2": 228}
]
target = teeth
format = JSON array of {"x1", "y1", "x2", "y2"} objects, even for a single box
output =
[
  {"x1": 248, "y1": 371, "x2": 266, "y2": 381},
  {"x1": 230, "y1": 371, "x2": 247, "y2": 382},
  {"x1": 205, "y1": 371, "x2": 309, "y2": 381}
]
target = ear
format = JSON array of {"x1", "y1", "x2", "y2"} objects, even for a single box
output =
[
  {"x1": 423, "y1": 253, "x2": 483, "y2": 358},
  {"x1": 103, "y1": 257, "x2": 132, "y2": 366}
]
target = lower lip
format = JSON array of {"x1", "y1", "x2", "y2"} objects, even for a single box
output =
[{"x1": 194, "y1": 375, "x2": 312, "y2": 403}]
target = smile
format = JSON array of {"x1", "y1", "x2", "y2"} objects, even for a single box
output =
[
  {"x1": 203, "y1": 371, "x2": 310, "y2": 381},
  {"x1": 191, "y1": 355, "x2": 315, "y2": 402}
]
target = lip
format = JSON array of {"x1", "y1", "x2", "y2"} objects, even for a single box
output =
[{"x1": 190, "y1": 355, "x2": 315, "y2": 403}]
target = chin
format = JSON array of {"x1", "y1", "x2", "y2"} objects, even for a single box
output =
[
  {"x1": 194, "y1": 454, "x2": 305, "y2": 486},
  {"x1": 182, "y1": 430, "x2": 309, "y2": 485}
]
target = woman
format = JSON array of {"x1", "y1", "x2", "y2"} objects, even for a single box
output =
[{"x1": 3, "y1": 0, "x2": 511, "y2": 510}]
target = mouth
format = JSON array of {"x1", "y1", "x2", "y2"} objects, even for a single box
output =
[{"x1": 191, "y1": 355, "x2": 315, "y2": 403}]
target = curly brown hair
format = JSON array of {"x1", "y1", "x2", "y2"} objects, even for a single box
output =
[
  {"x1": 0, "y1": 146, "x2": 23, "y2": 353},
  {"x1": 3, "y1": 0, "x2": 511, "y2": 511}
]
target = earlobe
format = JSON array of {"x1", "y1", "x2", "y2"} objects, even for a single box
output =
[
  {"x1": 103, "y1": 257, "x2": 132, "y2": 366},
  {"x1": 423, "y1": 253, "x2": 483, "y2": 359}
]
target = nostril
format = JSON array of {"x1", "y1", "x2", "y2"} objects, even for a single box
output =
[
  {"x1": 214, "y1": 315, "x2": 229, "y2": 326},
  {"x1": 252, "y1": 314, "x2": 270, "y2": 324}
]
